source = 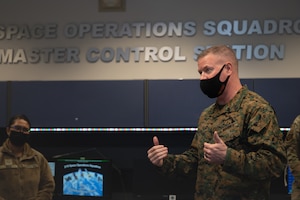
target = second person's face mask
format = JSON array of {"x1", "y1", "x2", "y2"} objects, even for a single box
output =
[{"x1": 9, "y1": 131, "x2": 30, "y2": 146}]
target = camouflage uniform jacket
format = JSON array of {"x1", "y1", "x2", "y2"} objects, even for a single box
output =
[
  {"x1": 285, "y1": 115, "x2": 300, "y2": 200},
  {"x1": 160, "y1": 86, "x2": 286, "y2": 200},
  {"x1": 0, "y1": 139, "x2": 55, "y2": 200}
]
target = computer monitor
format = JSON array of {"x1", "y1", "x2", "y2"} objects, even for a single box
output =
[{"x1": 54, "y1": 158, "x2": 112, "y2": 200}]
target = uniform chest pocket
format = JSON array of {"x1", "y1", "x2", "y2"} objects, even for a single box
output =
[
  {"x1": 215, "y1": 114, "x2": 246, "y2": 151},
  {"x1": 223, "y1": 128, "x2": 250, "y2": 152},
  {"x1": 22, "y1": 163, "x2": 39, "y2": 169}
]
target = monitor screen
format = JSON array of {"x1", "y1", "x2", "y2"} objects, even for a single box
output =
[{"x1": 54, "y1": 158, "x2": 112, "y2": 200}]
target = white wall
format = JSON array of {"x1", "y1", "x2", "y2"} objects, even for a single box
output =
[{"x1": 0, "y1": 0, "x2": 299, "y2": 81}]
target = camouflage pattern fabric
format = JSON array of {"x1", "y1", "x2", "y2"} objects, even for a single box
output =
[
  {"x1": 160, "y1": 86, "x2": 286, "y2": 200},
  {"x1": 0, "y1": 139, "x2": 55, "y2": 199},
  {"x1": 286, "y1": 115, "x2": 300, "y2": 200}
]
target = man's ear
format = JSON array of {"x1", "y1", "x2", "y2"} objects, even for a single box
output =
[{"x1": 225, "y1": 63, "x2": 233, "y2": 75}]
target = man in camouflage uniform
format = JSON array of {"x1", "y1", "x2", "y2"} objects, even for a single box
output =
[
  {"x1": 286, "y1": 115, "x2": 300, "y2": 200},
  {"x1": 147, "y1": 45, "x2": 286, "y2": 200}
]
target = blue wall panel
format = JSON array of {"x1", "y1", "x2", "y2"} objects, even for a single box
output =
[
  {"x1": 10, "y1": 81, "x2": 145, "y2": 127},
  {"x1": 253, "y1": 78, "x2": 300, "y2": 127},
  {"x1": 148, "y1": 79, "x2": 215, "y2": 127},
  {"x1": 4, "y1": 78, "x2": 300, "y2": 128}
]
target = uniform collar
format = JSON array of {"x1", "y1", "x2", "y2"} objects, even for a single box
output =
[{"x1": 211, "y1": 85, "x2": 248, "y2": 114}]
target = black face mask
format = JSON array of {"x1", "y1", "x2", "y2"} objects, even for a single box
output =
[
  {"x1": 9, "y1": 131, "x2": 30, "y2": 146},
  {"x1": 200, "y1": 64, "x2": 230, "y2": 98}
]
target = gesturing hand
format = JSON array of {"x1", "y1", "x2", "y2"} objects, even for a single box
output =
[
  {"x1": 147, "y1": 136, "x2": 168, "y2": 167},
  {"x1": 203, "y1": 131, "x2": 227, "y2": 164}
]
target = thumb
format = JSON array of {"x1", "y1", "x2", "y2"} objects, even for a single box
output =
[
  {"x1": 213, "y1": 131, "x2": 224, "y2": 144},
  {"x1": 153, "y1": 136, "x2": 159, "y2": 146}
]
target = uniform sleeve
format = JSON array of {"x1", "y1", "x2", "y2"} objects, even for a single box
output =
[
  {"x1": 222, "y1": 105, "x2": 287, "y2": 180},
  {"x1": 286, "y1": 115, "x2": 300, "y2": 177},
  {"x1": 160, "y1": 146, "x2": 198, "y2": 179},
  {"x1": 36, "y1": 155, "x2": 55, "y2": 200}
]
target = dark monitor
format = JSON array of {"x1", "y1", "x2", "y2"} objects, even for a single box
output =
[{"x1": 54, "y1": 158, "x2": 112, "y2": 200}]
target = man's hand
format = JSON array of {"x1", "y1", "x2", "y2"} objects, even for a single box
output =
[
  {"x1": 203, "y1": 131, "x2": 227, "y2": 164},
  {"x1": 147, "y1": 136, "x2": 168, "y2": 167}
]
